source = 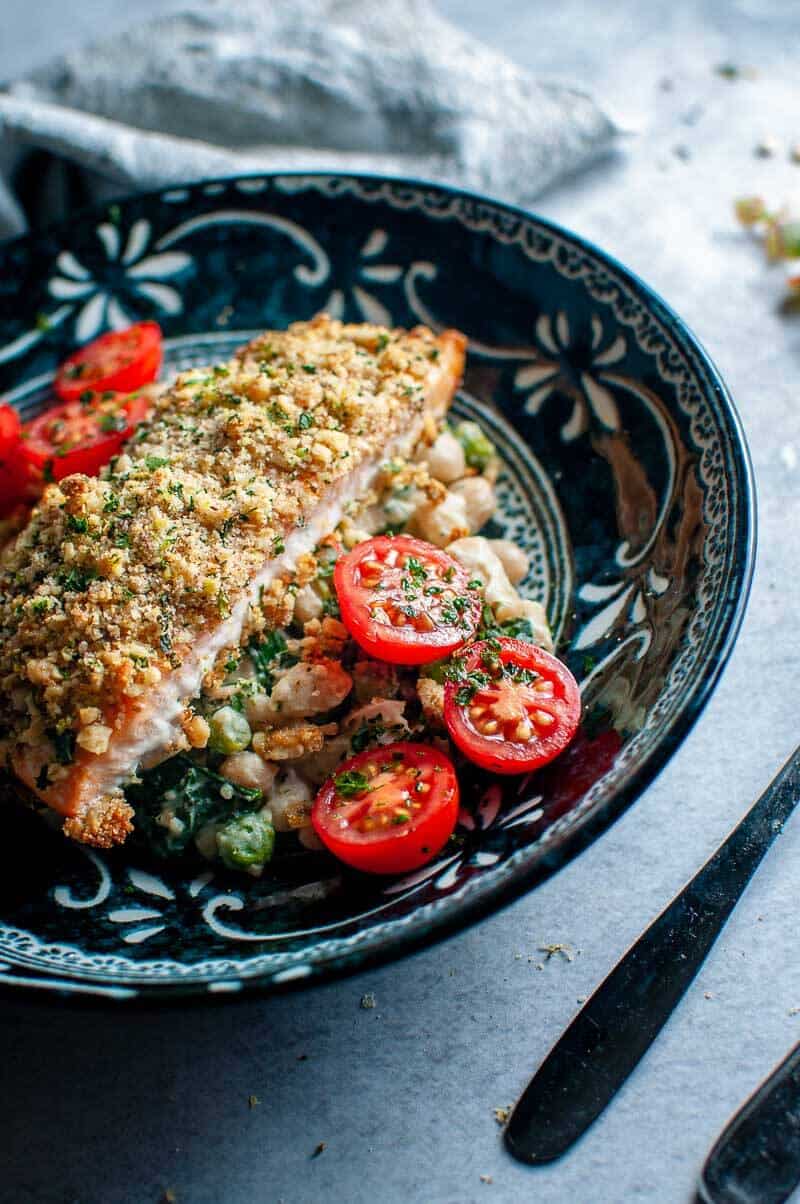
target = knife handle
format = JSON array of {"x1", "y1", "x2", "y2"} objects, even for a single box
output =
[
  {"x1": 698, "y1": 1041, "x2": 800, "y2": 1204},
  {"x1": 504, "y1": 744, "x2": 800, "y2": 1165}
]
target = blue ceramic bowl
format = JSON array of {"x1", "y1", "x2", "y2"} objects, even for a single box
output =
[{"x1": 0, "y1": 174, "x2": 754, "y2": 1001}]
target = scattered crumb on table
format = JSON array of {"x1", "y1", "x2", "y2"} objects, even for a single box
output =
[
  {"x1": 312, "y1": 1142, "x2": 328, "y2": 1158},
  {"x1": 248, "y1": 1094, "x2": 260, "y2": 1109},
  {"x1": 538, "y1": 943, "x2": 574, "y2": 963},
  {"x1": 360, "y1": 992, "x2": 376, "y2": 1010},
  {"x1": 493, "y1": 1107, "x2": 510, "y2": 1126}
]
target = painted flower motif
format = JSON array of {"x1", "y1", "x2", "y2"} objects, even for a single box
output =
[
  {"x1": 514, "y1": 311, "x2": 627, "y2": 441},
  {"x1": 324, "y1": 228, "x2": 407, "y2": 325},
  {"x1": 48, "y1": 219, "x2": 192, "y2": 343},
  {"x1": 575, "y1": 565, "x2": 671, "y2": 652}
]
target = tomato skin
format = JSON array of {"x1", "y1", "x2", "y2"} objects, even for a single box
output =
[
  {"x1": 312, "y1": 741, "x2": 459, "y2": 874},
  {"x1": 55, "y1": 321, "x2": 162, "y2": 402},
  {"x1": 0, "y1": 403, "x2": 20, "y2": 450},
  {"x1": 0, "y1": 404, "x2": 33, "y2": 515},
  {"x1": 334, "y1": 534, "x2": 482, "y2": 666},
  {"x1": 444, "y1": 638, "x2": 581, "y2": 775},
  {"x1": 21, "y1": 390, "x2": 152, "y2": 481}
]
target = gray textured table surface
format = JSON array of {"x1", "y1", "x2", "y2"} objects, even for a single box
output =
[{"x1": 3, "y1": 2, "x2": 800, "y2": 1202}]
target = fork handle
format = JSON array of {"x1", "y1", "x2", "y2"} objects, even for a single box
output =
[
  {"x1": 504, "y1": 743, "x2": 800, "y2": 1165},
  {"x1": 699, "y1": 1040, "x2": 800, "y2": 1204}
]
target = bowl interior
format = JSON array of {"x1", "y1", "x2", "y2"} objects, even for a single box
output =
[{"x1": 0, "y1": 175, "x2": 753, "y2": 999}]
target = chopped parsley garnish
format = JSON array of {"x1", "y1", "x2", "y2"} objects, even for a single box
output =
[
  {"x1": 350, "y1": 717, "x2": 388, "y2": 753},
  {"x1": 334, "y1": 770, "x2": 371, "y2": 798},
  {"x1": 301, "y1": 363, "x2": 317, "y2": 374},
  {"x1": 376, "y1": 333, "x2": 390, "y2": 351},
  {"x1": 297, "y1": 411, "x2": 314, "y2": 431},
  {"x1": 145, "y1": 455, "x2": 170, "y2": 471},
  {"x1": 65, "y1": 514, "x2": 88, "y2": 534},
  {"x1": 98, "y1": 412, "x2": 128, "y2": 434},
  {"x1": 248, "y1": 629, "x2": 296, "y2": 691},
  {"x1": 48, "y1": 727, "x2": 76, "y2": 766},
  {"x1": 57, "y1": 566, "x2": 97, "y2": 592}
]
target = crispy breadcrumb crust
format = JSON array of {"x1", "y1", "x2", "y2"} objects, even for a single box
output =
[
  {"x1": 62, "y1": 794, "x2": 134, "y2": 848},
  {"x1": 0, "y1": 316, "x2": 465, "y2": 843}
]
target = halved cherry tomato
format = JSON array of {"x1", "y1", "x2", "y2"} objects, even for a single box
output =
[
  {"x1": 0, "y1": 403, "x2": 20, "y2": 450},
  {"x1": 444, "y1": 638, "x2": 581, "y2": 775},
  {"x1": 0, "y1": 402, "x2": 33, "y2": 516},
  {"x1": 312, "y1": 741, "x2": 459, "y2": 874},
  {"x1": 54, "y1": 321, "x2": 162, "y2": 402},
  {"x1": 21, "y1": 390, "x2": 151, "y2": 481},
  {"x1": 333, "y1": 535, "x2": 482, "y2": 665}
]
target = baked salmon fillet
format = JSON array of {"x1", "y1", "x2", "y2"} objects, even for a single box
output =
[{"x1": 0, "y1": 316, "x2": 466, "y2": 847}]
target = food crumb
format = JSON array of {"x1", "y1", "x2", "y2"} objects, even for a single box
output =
[
  {"x1": 312, "y1": 1142, "x2": 327, "y2": 1158},
  {"x1": 480, "y1": 1174, "x2": 494, "y2": 1184},
  {"x1": 791, "y1": 145, "x2": 800, "y2": 165},
  {"x1": 704, "y1": 992, "x2": 714, "y2": 1000},
  {"x1": 789, "y1": 1006, "x2": 800, "y2": 1017},
  {"x1": 577, "y1": 996, "x2": 587, "y2": 1004},
  {"x1": 539, "y1": 943, "x2": 574, "y2": 963},
  {"x1": 755, "y1": 137, "x2": 779, "y2": 158},
  {"x1": 297, "y1": 1053, "x2": 309, "y2": 1061},
  {"x1": 360, "y1": 992, "x2": 376, "y2": 1010},
  {"x1": 161, "y1": 1192, "x2": 177, "y2": 1204},
  {"x1": 493, "y1": 1107, "x2": 510, "y2": 1126},
  {"x1": 248, "y1": 1094, "x2": 260, "y2": 1109}
]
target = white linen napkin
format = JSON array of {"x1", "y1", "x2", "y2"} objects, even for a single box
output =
[{"x1": 0, "y1": 0, "x2": 619, "y2": 238}]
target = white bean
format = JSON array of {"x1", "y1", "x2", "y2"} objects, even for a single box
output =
[
  {"x1": 270, "y1": 660, "x2": 352, "y2": 719},
  {"x1": 424, "y1": 429, "x2": 467, "y2": 483},
  {"x1": 447, "y1": 535, "x2": 554, "y2": 651},
  {"x1": 450, "y1": 476, "x2": 496, "y2": 533},
  {"x1": 219, "y1": 751, "x2": 278, "y2": 794},
  {"x1": 412, "y1": 490, "x2": 470, "y2": 547},
  {"x1": 268, "y1": 769, "x2": 313, "y2": 832},
  {"x1": 293, "y1": 583, "x2": 324, "y2": 625},
  {"x1": 489, "y1": 538, "x2": 529, "y2": 585},
  {"x1": 245, "y1": 692, "x2": 274, "y2": 726}
]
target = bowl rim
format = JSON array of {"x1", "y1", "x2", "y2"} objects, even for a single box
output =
[{"x1": 0, "y1": 169, "x2": 757, "y2": 1005}]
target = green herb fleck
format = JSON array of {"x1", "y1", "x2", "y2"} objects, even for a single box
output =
[{"x1": 334, "y1": 770, "x2": 371, "y2": 798}]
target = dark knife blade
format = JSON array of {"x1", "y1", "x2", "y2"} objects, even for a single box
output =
[
  {"x1": 698, "y1": 1041, "x2": 800, "y2": 1204},
  {"x1": 504, "y1": 743, "x2": 800, "y2": 1165}
]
